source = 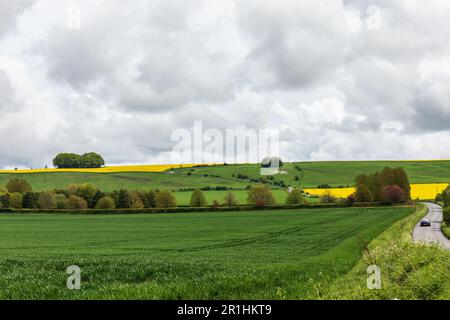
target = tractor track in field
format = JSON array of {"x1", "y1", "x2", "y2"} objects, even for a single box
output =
[{"x1": 152, "y1": 210, "x2": 366, "y2": 253}]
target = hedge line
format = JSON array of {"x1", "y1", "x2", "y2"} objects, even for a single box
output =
[{"x1": 0, "y1": 201, "x2": 393, "y2": 215}]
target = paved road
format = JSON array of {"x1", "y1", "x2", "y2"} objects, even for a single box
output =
[{"x1": 412, "y1": 202, "x2": 450, "y2": 250}]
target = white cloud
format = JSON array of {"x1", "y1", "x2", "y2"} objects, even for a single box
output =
[{"x1": 0, "y1": 0, "x2": 449, "y2": 168}]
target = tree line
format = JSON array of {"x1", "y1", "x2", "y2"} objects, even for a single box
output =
[
  {"x1": 52, "y1": 152, "x2": 105, "y2": 168},
  {"x1": 0, "y1": 179, "x2": 307, "y2": 210}
]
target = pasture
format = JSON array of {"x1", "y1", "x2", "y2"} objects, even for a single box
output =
[{"x1": 0, "y1": 206, "x2": 412, "y2": 299}]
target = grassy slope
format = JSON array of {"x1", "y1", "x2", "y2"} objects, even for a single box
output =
[
  {"x1": 0, "y1": 206, "x2": 411, "y2": 299},
  {"x1": 323, "y1": 204, "x2": 450, "y2": 300},
  {"x1": 1, "y1": 160, "x2": 450, "y2": 191}
]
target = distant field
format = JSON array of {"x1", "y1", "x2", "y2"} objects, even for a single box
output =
[
  {"x1": 0, "y1": 206, "x2": 412, "y2": 299},
  {"x1": 0, "y1": 160, "x2": 449, "y2": 202}
]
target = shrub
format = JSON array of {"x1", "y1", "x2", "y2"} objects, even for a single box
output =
[
  {"x1": 443, "y1": 207, "x2": 450, "y2": 225},
  {"x1": 67, "y1": 184, "x2": 78, "y2": 195},
  {"x1": 139, "y1": 190, "x2": 156, "y2": 208},
  {"x1": 9, "y1": 192, "x2": 23, "y2": 208},
  {"x1": 247, "y1": 185, "x2": 276, "y2": 207},
  {"x1": 67, "y1": 195, "x2": 88, "y2": 209},
  {"x1": 75, "y1": 183, "x2": 99, "y2": 208},
  {"x1": 117, "y1": 189, "x2": 131, "y2": 208},
  {"x1": 155, "y1": 191, "x2": 177, "y2": 208},
  {"x1": 382, "y1": 185, "x2": 406, "y2": 204},
  {"x1": 23, "y1": 192, "x2": 39, "y2": 209},
  {"x1": 55, "y1": 194, "x2": 69, "y2": 209},
  {"x1": 223, "y1": 192, "x2": 239, "y2": 206},
  {"x1": 355, "y1": 184, "x2": 374, "y2": 203},
  {"x1": 95, "y1": 196, "x2": 116, "y2": 209},
  {"x1": 37, "y1": 192, "x2": 57, "y2": 209},
  {"x1": 190, "y1": 189, "x2": 208, "y2": 207},
  {"x1": 6, "y1": 179, "x2": 32, "y2": 193},
  {"x1": 319, "y1": 190, "x2": 337, "y2": 203},
  {"x1": 130, "y1": 191, "x2": 145, "y2": 209},
  {"x1": 0, "y1": 193, "x2": 10, "y2": 208},
  {"x1": 286, "y1": 189, "x2": 305, "y2": 205}
]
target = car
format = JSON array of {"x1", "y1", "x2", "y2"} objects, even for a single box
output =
[{"x1": 420, "y1": 219, "x2": 431, "y2": 227}]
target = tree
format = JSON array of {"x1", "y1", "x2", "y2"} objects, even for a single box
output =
[
  {"x1": 130, "y1": 191, "x2": 144, "y2": 209},
  {"x1": 155, "y1": 191, "x2": 177, "y2": 208},
  {"x1": 117, "y1": 189, "x2": 131, "y2": 208},
  {"x1": 0, "y1": 193, "x2": 10, "y2": 208},
  {"x1": 286, "y1": 189, "x2": 305, "y2": 205},
  {"x1": 95, "y1": 196, "x2": 116, "y2": 209},
  {"x1": 139, "y1": 191, "x2": 156, "y2": 208},
  {"x1": 393, "y1": 167, "x2": 411, "y2": 200},
  {"x1": 23, "y1": 192, "x2": 39, "y2": 209},
  {"x1": 319, "y1": 190, "x2": 337, "y2": 203},
  {"x1": 247, "y1": 185, "x2": 276, "y2": 207},
  {"x1": 354, "y1": 184, "x2": 374, "y2": 203},
  {"x1": 190, "y1": 189, "x2": 208, "y2": 207},
  {"x1": 37, "y1": 192, "x2": 57, "y2": 209},
  {"x1": 67, "y1": 195, "x2": 88, "y2": 209},
  {"x1": 355, "y1": 174, "x2": 369, "y2": 187},
  {"x1": 382, "y1": 185, "x2": 406, "y2": 204},
  {"x1": 6, "y1": 179, "x2": 32, "y2": 193},
  {"x1": 75, "y1": 183, "x2": 99, "y2": 208},
  {"x1": 380, "y1": 167, "x2": 395, "y2": 186},
  {"x1": 55, "y1": 194, "x2": 68, "y2": 209},
  {"x1": 53, "y1": 152, "x2": 105, "y2": 168},
  {"x1": 80, "y1": 152, "x2": 105, "y2": 168},
  {"x1": 223, "y1": 192, "x2": 239, "y2": 206},
  {"x1": 53, "y1": 153, "x2": 82, "y2": 168},
  {"x1": 9, "y1": 192, "x2": 23, "y2": 208}
]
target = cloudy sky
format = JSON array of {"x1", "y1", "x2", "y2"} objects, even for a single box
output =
[{"x1": 1, "y1": 0, "x2": 450, "y2": 168}]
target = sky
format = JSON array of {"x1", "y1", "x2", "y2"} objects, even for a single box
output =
[{"x1": 1, "y1": 0, "x2": 450, "y2": 168}]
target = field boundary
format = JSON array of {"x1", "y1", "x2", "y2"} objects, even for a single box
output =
[{"x1": 0, "y1": 202, "x2": 396, "y2": 215}]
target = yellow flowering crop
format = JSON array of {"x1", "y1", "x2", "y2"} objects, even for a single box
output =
[
  {"x1": 0, "y1": 164, "x2": 204, "y2": 174},
  {"x1": 304, "y1": 183, "x2": 449, "y2": 200}
]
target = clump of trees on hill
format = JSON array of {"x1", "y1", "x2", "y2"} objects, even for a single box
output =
[
  {"x1": 52, "y1": 152, "x2": 105, "y2": 168},
  {"x1": 353, "y1": 167, "x2": 411, "y2": 204}
]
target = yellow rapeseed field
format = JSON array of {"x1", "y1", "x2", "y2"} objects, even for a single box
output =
[
  {"x1": 0, "y1": 164, "x2": 204, "y2": 174},
  {"x1": 304, "y1": 183, "x2": 449, "y2": 200}
]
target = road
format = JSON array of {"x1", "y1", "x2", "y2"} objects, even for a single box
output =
[{"x1": 412, "y1": 202, "x2": 450, "y2": 250}]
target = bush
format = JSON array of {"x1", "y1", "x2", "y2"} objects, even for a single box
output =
[
  {"x1": 9, "y1": 192, "x2": 23, "y2": 208},
  {"x1": 130, "y1": 191, "x2": 145, "y2": 209},
  {"x1": 55, "y1": 194, "x2": 68, "y2": 209},
  {"x1": 67, "y1": 195, "x2": 88, "y2": 209},
  {"x1": 95, "y1": 196, "x2": 116, "y2": 209},
  {"x1": 223, "y1": 192, "x2": 239, "y2": 206},
  {"x1": 286, "y1": 189, "x2": 306, "y2": 205},
  {"x1": 6, "y1": 179, "x2": 32, "y2": 193},
  {"x1": 37, "y1": 192, "x2": 57, "y2": 209},
  {"x1": 155, "y1": 191, "x2": 177, "y2": 208},
  {"x1": 190, "y1": 189, "x2": 208, "y2": 207},
  {"x1": 117, "y1": 189, "x2": 131, "y2": 208},
  {"x1": 75, "y1": 183, "x2": 99, "y2": 208},
  {"x1": 247, "y1": 185, "x2": 276, "y2": 207},
  {"x1": 23, "y1": 192, "x2": 39, "y2": 209},
  {"x1": 355, "y1": 184, "x2": 374, "y2": 203},
  {"x1": 382, "y1": 185, "x2": 406, "y2": 204},
  {"x1": 443, "y1": 207, "x2": 450, "y2": 225}
]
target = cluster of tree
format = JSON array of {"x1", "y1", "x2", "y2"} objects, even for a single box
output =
[
  {"x1": 352, "y1": 167, "x2": 411, "y2": 204},
  {"x1": 0, "y1": 179, "x2": 308, "y2": 210},
  {"x1": 52, "y1": 152, "x2": 105, "y2": 168}
]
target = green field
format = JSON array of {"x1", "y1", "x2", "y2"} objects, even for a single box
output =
[
  {"x1": 1, "y1": 160, "x2": 450, "y2": 191},
  {"x1": 0, "y1": 206, "x2": 412, "y2": 299}
]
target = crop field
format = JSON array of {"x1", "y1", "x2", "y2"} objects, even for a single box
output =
[{"x1": 0, "y1": 206, "x2": 412, "y2": 299}]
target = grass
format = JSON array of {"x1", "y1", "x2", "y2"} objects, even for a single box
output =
[
  {"x1": 0, "y1": 206, "x2": 411, "y2": 299},
  {"x1": 323, "y1": 204, "x2": 450, "y2": 300}
]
